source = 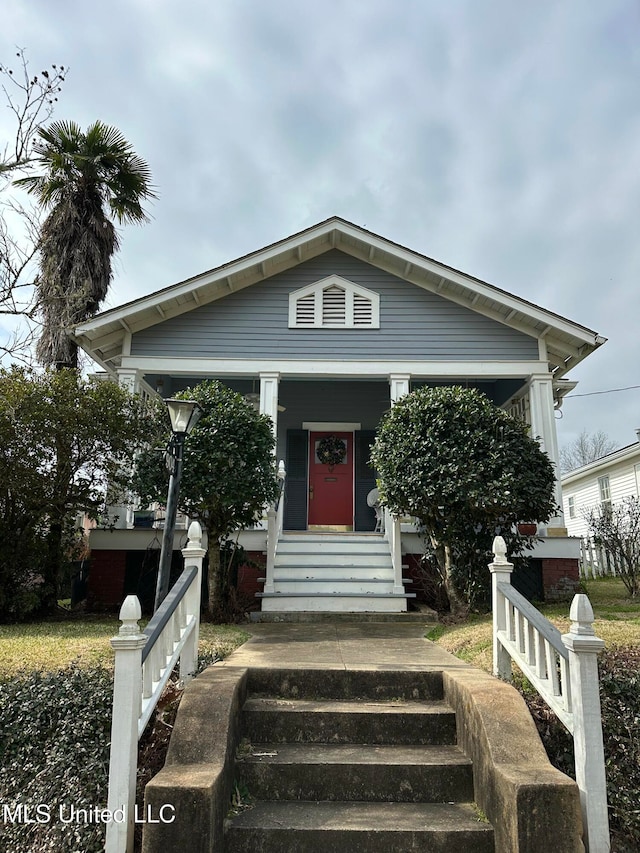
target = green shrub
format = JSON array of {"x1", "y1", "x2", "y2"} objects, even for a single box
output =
[
  {"x1": 371, "y1": 385, "x2": 556, "y2": 612},
  {"x1": 599, "y1": 647, "x2": 640, "y2": 852},
  {"x1": 522, "y1": 646, "x2": 640, "y2": 852},
  {"x1": 0, "y1": 665, "x2": 113, "y2": 852}
]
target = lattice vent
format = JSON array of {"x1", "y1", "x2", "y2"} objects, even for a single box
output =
[
  {"x1": 295, "y1": 293, "x2": 316, "y2": 325},
  {"x1": 322, "y1": 285, "x2": 346, "y2": 325}
]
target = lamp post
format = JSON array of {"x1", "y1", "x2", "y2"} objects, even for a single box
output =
[{"x1": 153, "y1": 398, "x2": 203, "y2": 612}]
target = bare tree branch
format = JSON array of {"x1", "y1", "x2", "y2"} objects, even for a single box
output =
[
  {"x1": 0, "y1": 48, "x2": 67, "y2": 362},
  {"x1": 559, "y1": 429, "x2": 617, "y2": 473},
  {"x1": 0, "y1": 47, "x2": 66, "y2": 177}
]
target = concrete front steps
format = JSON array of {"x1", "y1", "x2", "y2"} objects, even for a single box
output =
[
  {"x1": 257, "y1": 532, "x2": 415, "y2": 613},
  {"x1": 224, "y1": 668, "x2": 495, "y2": 853},
  {"x1": 142, "y1": 626, "x2": 584, "y2": 853}
]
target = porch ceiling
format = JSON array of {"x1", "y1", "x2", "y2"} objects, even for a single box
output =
[{"x1": 74, "y1": 217, "x2": 605, "y2": 377}]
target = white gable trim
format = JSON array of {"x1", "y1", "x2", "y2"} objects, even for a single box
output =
[
  {"x1": 288, "y1": 275, "x2": 380, "y2": 329},
  {"x1": 75, "y1": 217, "x2": 605, "y2": 378}
]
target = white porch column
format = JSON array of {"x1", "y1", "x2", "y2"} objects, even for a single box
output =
[
  {"x1": 389, "y1": 373, "x2": 410, "y2": 404},
  {"x1": 116, "y1": 367, "x2": 141, "y2": 395},
  {"x1": 109, "y1": 369, "x2": 144, "y2": 529},
  {"x1": 528, "y1": 373, "x2": 565, "y2": 532},
  {"x1": 259, "y1": 371, "x2": 280, "y2": 438}
]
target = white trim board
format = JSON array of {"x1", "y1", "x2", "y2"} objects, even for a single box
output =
[
  {"x1": 120, "y1": 356, "x2": 551, "y2": 379},
  {"x1": 303, "y1": 422, "x2": 361, "y2": 431}
]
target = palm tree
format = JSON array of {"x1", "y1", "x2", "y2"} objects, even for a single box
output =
[{"x1": 15, "y1": 119, "x2": 156, "y2": 368}]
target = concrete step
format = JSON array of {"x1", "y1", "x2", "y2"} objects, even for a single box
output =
[
  {"x1": 242, "y1": 697, "x2": 457, "y2": 745},
  {"x1": 246, "y1": 668, "x2": 445, "y2": 701},
  {"x1": 235, "y1": 742, "x2": 474, "y2": 802},
  {"x1": 275, "y1": 553, "x2": 392, "y2": 567},
  {"x1": 278, "y1": 532, "x2": 389, "y2": 553},
  {"x1": 263, "y1": 579, "x2": 406, "y2": 594},
  {"x1": 270, "y1": 565, "x2": 395, "y2": 579},
  {"x1": 249, "y1": 608, "x2": 437, "y2": 623},
  {"x1": 258, "y1": 592, "x2": 413, "y2": 612},
  {"x1": 225, "y1": 800, "x2": 495, "y2": 853}
]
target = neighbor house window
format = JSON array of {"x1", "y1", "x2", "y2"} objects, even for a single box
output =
[
  {"x1": 568, "y1": 496, "x2": 576, "y2": 519},
  {"x1": 289, "y1": 275, "x2": 380, "y2": 328},
  {"x1": 598, "y1": 475, "x2": 611, "y2": 508}
]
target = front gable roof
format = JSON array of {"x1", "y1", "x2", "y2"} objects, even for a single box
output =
[{"x1": 74, "y1": 217, "x2": 605, "y2": 376}]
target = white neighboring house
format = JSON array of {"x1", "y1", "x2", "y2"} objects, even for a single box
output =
[{"x1": 561, "y1": 430, "x2": 640, "y2": 538}]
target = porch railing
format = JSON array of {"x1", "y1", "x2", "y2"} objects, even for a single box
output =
[
  {"x1": 383, "y1": 507, "x2": 405, "y2": 594},
  {"x1": 490, "y1": 536, "x2": 609, "y2": 853},
  {"x1": 264, "y1": 460, "x2": 286, "y2": 593},
  {"x1": 105, "y1": 521, "x2": 205, "y2": 853},
  {"x1": 579, "y1": 536, "x2": 619, "y2": 579}
]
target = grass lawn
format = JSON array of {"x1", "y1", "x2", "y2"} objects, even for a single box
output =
[
  {"x1": 428, "y1": 576, "x2": 640, "y2": 673},
  {"x1": 0, "y1": 617, "x2": 250, "y2": 677}
]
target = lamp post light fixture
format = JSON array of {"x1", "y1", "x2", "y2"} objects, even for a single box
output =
[{"x1": 153, "y1": 398, "x2": 203, "y2": 612}]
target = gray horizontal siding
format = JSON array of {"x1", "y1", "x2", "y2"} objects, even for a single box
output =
[
  {"x1": 131, "y1": 250, "x2": 539, "y2": 361},
  {"x1": 275, "y1": 379, "x2": 390, "y2": 460}
]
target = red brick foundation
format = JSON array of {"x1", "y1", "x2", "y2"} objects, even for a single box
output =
[
  {"x1": 237, "y1": 553, "x2": 266, "y2": 599},
  {"x1": 87, "y1": 550, "x2": 127, "y2": 610},
  {"x1": 541, "y1": 557, "x2": 582, "y2": 602},
  {"x1": 87, "y1": 548, "x2": 267, "y2": 611}
]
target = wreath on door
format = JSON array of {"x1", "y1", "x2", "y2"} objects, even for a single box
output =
[{"x1": 316, "y1": 434, "x2": 347, "y2": 466}]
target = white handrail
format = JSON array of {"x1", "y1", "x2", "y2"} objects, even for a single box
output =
[
  {"x1": 265, "y1": 460, "x2": 286, "y2": 594},
  {"x1": 105, "y1": 521, "x2": 205, "y2": 853},
  {"x1": 383, "y1": 507, "x2": 404, "y2": 594},
  {"x1": 490, "y1": 536, "x2": 609, "y2": 853}
]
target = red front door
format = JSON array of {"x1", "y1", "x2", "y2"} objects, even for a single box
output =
[{"x1": 308, "y1": 431, "x2": 353, "y2": 528}]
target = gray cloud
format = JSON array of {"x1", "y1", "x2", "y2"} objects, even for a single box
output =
[{"x1": 2, "y1": 0, "x2": 639, "y2": 447}]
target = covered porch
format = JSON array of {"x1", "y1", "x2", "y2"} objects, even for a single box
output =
[{"x1": 116, "y1": 362, "x2": 570, "y2": 537}]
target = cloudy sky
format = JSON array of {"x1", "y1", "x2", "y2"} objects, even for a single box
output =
[{"x1": 2, "y1": 0, "x2": 638, "y2": 453}]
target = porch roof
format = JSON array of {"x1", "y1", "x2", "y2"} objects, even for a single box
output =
[{"x1": 74, "y1": 217, "x2": 605, "y2": 378}]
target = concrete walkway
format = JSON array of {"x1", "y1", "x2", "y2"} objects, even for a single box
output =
[{"x1": 219, "y1": 621, "x2": 473, "y2": 673}]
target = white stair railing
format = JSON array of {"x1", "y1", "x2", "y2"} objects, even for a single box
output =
[
  {"x1": 383, "y1": 507, "x2": 404, "y2": 594},
  {"x1": 490, "y1": 536, "x2": 609, "y2": 853},
  {"x1": 105, "y1": 521, "x2": 205, "y2": 853},
  {"x1": 264, "y1": 460, "x2": 286, "y2": 594}
]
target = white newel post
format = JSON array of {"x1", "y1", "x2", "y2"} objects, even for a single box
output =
[
  {"x1": 387, "y1": 376, "x2": 410, "y2": 593},
  {"x1": 265, "y1": 506, "x2": 276, "y2": 593},
  {"x1": 562, "y1": 595, "x2": 610, "y2": 853},
  {"x1": 265, "y1": 461, "x2": 286, "y2": 594},
  {"x1": 489, "y1": 536, "x2": 514, "y2": 681},
  {"x1": 106, "y1": 595, "x2": 147, "y2": 853},
  {"x1": 180, "y1": 521, "x2": 205, "y2": 680},
  {"x1": 391, "y1": 513, "x2": 403, "y2": 594}
]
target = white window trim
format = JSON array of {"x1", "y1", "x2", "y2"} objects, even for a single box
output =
[
  {"x1": 288, "y1": 275, "x2": 380, "y2": 329},
  {"x1": 598, "y1": 475, "x2": 611, "y2": 506},
  {"x1": 302, "y1": 422, "x2": 361, "y2": 431}
]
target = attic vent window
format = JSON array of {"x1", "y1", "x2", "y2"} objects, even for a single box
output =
[
  {"x1": 322, "y1": 285, "x2": 346, "y2": 324},
  {"x1": 295, "y1": 293, "x2": 315, "y2": 326},
  {"x1": 289, "y1": 275, "x2": 379, "y2": 329}
]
